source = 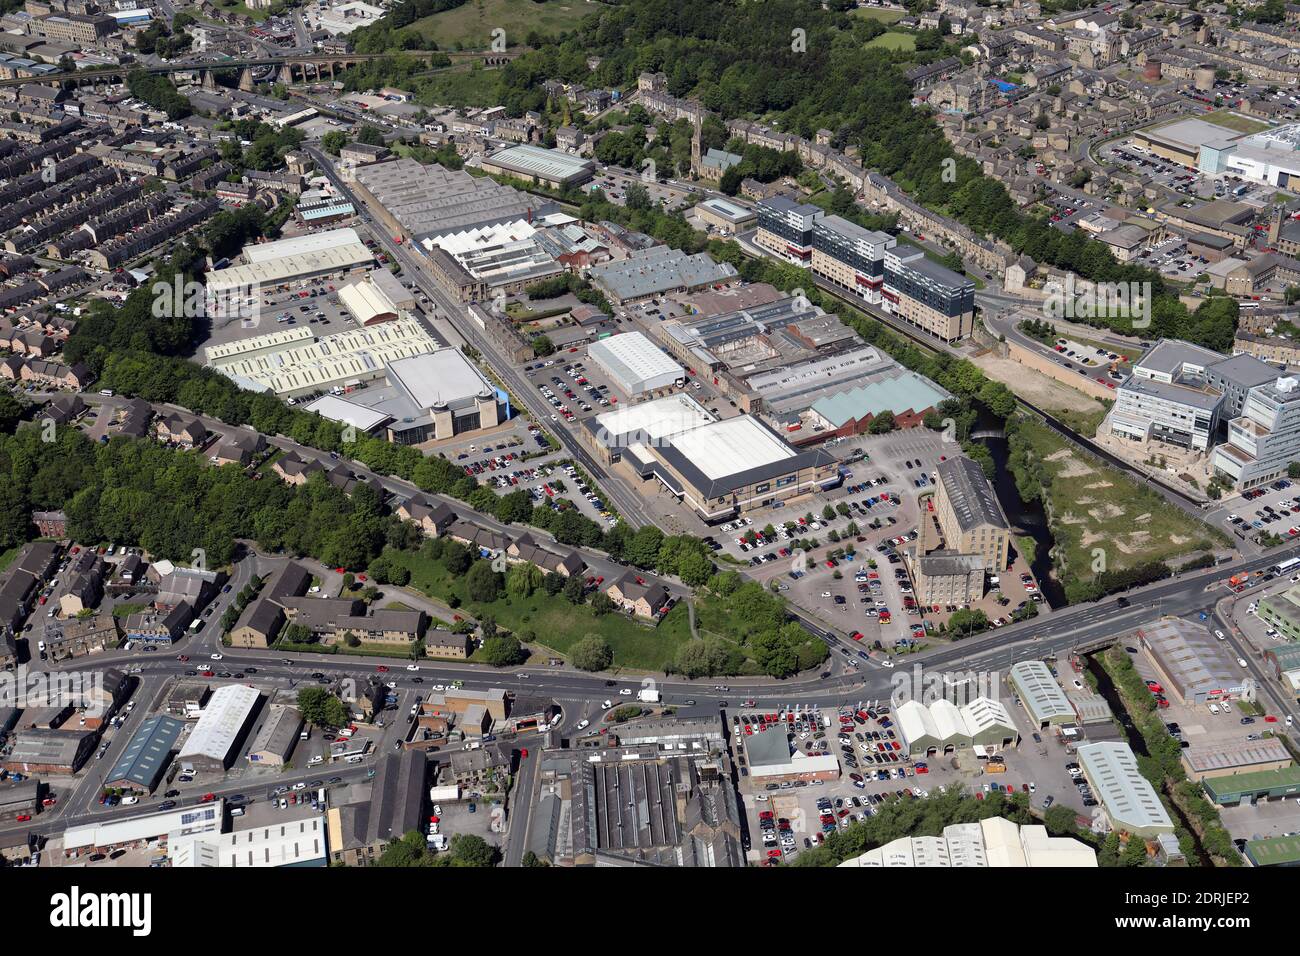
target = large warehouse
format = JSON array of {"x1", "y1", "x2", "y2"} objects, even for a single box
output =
[
  {"x1": 894, "y1": 697, "x2": 1017, "y2": 757},
  {"x1": 205, "y1": 228, "x2": 374, "y2": 317},
  {"x1": 837, "y1": 817, "x2": 1097, "y2": 868},
  {"x1": 104, "y1": 714, "x2": 185, "y2": 792},
  {"x1": 302, "y1": 347, "x2": 507, "y2": 445},
  {"x1": 479, "y1": 144, "x2": 595, "y2": 189},
  {"x1": 1136, "y1": 617, "x2": 1247, "y2": 705},
  {"x1": 1008, "y1": 660, "x2": 1076, "y2": 729},
  {"x1": 1076, "y1": 741, "x2": 1174, "y2": 837},
  {"x1": 583, "y1": 394, "x2": 839, "y2": 519},
  {"x1": 178, "y1": 684, "x2": 262, "y2": 773},
  {"x1": 587, "y1": 331, "x2": 684, "y2": 395},
  {"x1": 206, "y1": 316, "x2": 440, "y2": 398}
]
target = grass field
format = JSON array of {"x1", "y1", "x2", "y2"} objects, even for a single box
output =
[
  {"x1": 410, "y1": 0, "x2": 600, "y2": 48},
  {"x1": 1011, "y1": 418, "x2": 1221, "y2": 578},
  {"x1": 1045, "y1": 400, "x2": 1112, "y2": 438},
  {"x1": 865, "y1": 31, "x2": 917, "y2": 51},
  {"x1": 1202, "y1": 110, "x2": 1271, "y2": 135},
  {"x1": 0, "y1": 546, "x2": 18, "y2": 574},
  {"x1": 852, "y1": 6, "x2": 905, "y2": 23},
  {"x1": 383, "y1": 548, "x2": 697, "y2": 672}
]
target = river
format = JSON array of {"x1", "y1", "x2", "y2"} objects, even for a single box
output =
[{"x1": 974, "y1": 415, "x2": 1067, "y2": 608}]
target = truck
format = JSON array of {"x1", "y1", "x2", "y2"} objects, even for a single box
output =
[{"x1": 637, "y1": 688, "x2": 661, "y2": 704}]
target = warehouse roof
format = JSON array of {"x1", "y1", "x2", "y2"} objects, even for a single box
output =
[
  {"x1": 243, "y1": 227, "x2": 364, "y2": 263},
  {"x1": 811, "y1": 370, "x2": 951, "y2": 429},
  {"x1": 105, "y1": 714, "x2": 184, "y2": 789},
  {"x1": 482, "y1": 144, "x2": 593, "y2": 183},
  {"x1": 658, "y1": 415, "x2": 836, "y2": 497},
  {"x1": 179, "y1": 684, "x2": 261, "y2": 765},
  {"x1": 588, "y1": 332, "x2": 682, "y2": 389},
  {"x1": 589, "y1": 246, "x2": 738, "y2": 302},
  {"x1": 385, "y1": 347, "x2": 494, "y2": 412},
  {"x1": 206, "y1": 242, "x2": 373, "y2": 294},
  {"x1": 1008, "y1": 660, "x2": 1075, "y2": 724},
  {"x1": 1077, "y1": 741, "x2": 1173, "y2": 834},
  {"x1": 587, "y1": 393, "x2": 714, "y2": 447},
  {"x1": 338, "y1": 275, "x2": 399, "y2": 324},
  {"x1": 302, "y1": 394, "x2": 393, "y2": 433},
  {"x1": 247, "y1": 704, "x2": 303, "y2": 760},
  {"x1": 65, "y1": 801, "x2": 224, "y2": 853},
  {"x1": 1138, "y1": 617, "x2": 1243, "y2": 702}
]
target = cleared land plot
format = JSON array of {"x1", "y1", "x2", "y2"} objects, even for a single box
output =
[{"x1": 1011, "y1": 418, "x2": 1221, "y2": 576}]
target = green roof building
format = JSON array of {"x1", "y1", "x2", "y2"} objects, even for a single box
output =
[{"x1": 1202, "y1": 765, "x2": 1300, "y2": 806}]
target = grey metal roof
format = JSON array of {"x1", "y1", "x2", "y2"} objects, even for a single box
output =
[
  {"x1": 106, "y1": 714, "x2": 184, "y2": 789},
  {"x1": 936, "y1": 456, "x2": 1008, "y2": 532}
]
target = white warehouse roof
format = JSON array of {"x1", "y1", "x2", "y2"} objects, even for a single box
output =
[
  {"x1": 243, "y1": 227, "x2": 365, "y2": 263},
  {"x1": 837, "y1": 816, "x2": 1097, "y2": 867},
  {"x1": 178, "y1": 684, "x2": 261, "y2": 767},
  {"x1": 589, "y1": 393, "x2": 715, "y2": 445},
  {"x1": 587, "y1": 331, "x2": 683, "y2": 395},
  {"x1": 667, "y1": 415, "x2": 797, "y2": 482}
]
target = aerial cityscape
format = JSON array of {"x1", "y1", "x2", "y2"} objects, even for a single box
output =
[{"x1": 0, "y1": 0, "x2": 1298, "y2": 892}]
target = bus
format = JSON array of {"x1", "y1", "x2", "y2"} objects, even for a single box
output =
[{"x1": 1271, "y1": 557, "x2": 1300, "y2": 577}]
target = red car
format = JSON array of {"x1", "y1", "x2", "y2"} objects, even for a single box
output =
[
  {"x1": 519, "y1": 748, "x2": 528, "y2": 758},
  {"x1": 200, "y1": 793, "x2": 216, "y2": 803},
  {"x1": 1265, "y1": 715, "x2": 1279, "y2": 723},
  {"x1": 15, "y1": 814, "x2": 30, "y2": 822},
  {"x1": 199, "y1": 670, "x2": 214, "y2": 678},
  {"x1": 850, "y1": 631, "x2": 864, "y2": 642},
  {"x1": 376, "y1": 665, "x2": 389, "y2": 672},
  {"x1": 335, "y1": 567, "x2": 346, "y2": 574},
  {"x1": 176, "y1": 655, "x2": 189, "y2": 663},
  {"x1": 766, "y1": 849, "x2": 782, "y2": 858}
]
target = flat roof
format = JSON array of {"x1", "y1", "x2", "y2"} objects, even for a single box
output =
[
  {"x1": 64, "y1": 801, "x2": 224, "y2": 852},
  {"x1": 590, "y1": 393, "x2": 715, "y2": 446},
  {"x1": 696, "y1": 197, "x2": 756, "y2": 222},
  {"x1": 667, "y1": 414, "x2": 796, "y2": 482},
  {"x1": 243, "y1": 228, "x2": 364, "y2": 264},
  {"x1": 385, "y1": 347, "x2": 494, "y2": 411},
  {"x1": 206, "y1": 243, "x2": 374, "y2": 293}
]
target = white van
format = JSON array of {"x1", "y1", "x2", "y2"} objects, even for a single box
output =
[
  {"x1": 1208, "y1": 703, "x2": 1220, "y2": 715},
  {"x1": 1214, "y1": 629, "x2": 1225, "y2": 640}
]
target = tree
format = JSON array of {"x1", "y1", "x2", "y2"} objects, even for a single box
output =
[
  {"x1": 480, "y1": 633, "x2": 525, "y2": 667},
  {"x1": 466, "y1": 560, "x2": 502, "y2": 603},
  {"x1": 297, "y1": 687, "x2": 348, "y2": 728},
  {"x1": 571, "y1": 634, "x2": 613, "y2": 671},
  {"x1": 531, "y1": 334, "x2": 555, "y2": 357},
  {"x1": 562, "y1": 574, "x2": 586, "y2": 604},
  {"x1": 868, "y1": 410, "x2": 896, "y2": 434},
  {"x1": 506, "y1": 562, "x2": 542, "y2": 598},
  {"x1": 590, "y1": 591, "x2": 615, "y2": 615},
  {"x1": 321, "y1": 130, "x2": 348, "y2": 155}
]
